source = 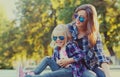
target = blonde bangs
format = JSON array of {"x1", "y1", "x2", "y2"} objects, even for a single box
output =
[{"x1": 50, "y1": 24, "x2": 72, "y2": 48}]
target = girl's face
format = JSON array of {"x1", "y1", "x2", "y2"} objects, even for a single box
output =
[
  {"x1": 53, "y1": 31, "x2": 66, "y2": 48},
  {"x1": 74, "y1": 10, "x2": 88, "y2": 29}
]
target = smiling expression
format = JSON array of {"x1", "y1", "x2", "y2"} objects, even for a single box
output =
[
  {"x1": 53, "y1": 31, "x2": 66, "y2": 47},
  {"x1": 75, "y1": 10, "x2": 88, "y2": 29}
]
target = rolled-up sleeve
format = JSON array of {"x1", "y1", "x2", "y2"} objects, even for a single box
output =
[
  {"x1": 66, "y1": 42, "x2": 84, "y2": 63},
  {"x1": 93, "y1": 34, "x2": 109, "y2": 64}
]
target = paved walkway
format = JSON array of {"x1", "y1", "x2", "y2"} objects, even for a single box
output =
[{"x1": 0, "y1": 66, "x2": 120, "y2": 77}]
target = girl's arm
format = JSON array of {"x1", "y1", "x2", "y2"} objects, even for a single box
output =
[{"x1": 52, "y1": 47, "x2": 60, "y2": 61}]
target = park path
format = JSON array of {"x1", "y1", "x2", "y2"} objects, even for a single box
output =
[{"x1": 0, "y1": 66, "x2": 120, "y2": 77}]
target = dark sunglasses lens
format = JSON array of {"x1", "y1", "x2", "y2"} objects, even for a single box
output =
[
  {"x1": 59, "y1": 36, "x2": 64, "y2": 40},
  {"x1": 79, "y1": 17, "x2": 85, "y2": 22},
  {"x1": 74, "y1": 14, "x2": 78, "y2": 19},
  {"x1": 53, "y1": 36, "x2": 57, "y2": 41}
]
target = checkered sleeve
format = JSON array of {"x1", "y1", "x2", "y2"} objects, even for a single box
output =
[
  {"x1": 52, "y1": 47, "x2": 60, "y2": 61},
  {"x1": 51, "y1": 49, "x2": 57, "y2": 61},
  {"x1": 93, "y1": 34, "x2": 108, "y2": 65},
  {"x1": 66, "y1": 41, "x2": 84, "y2": 62}
]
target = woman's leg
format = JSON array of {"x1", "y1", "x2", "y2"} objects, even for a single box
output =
[
  {"x1": 93, "y1": 67, "x2": 105, "y2": 77},
  {"x1": 81, "y1": 70, "x2": 97, "y2": 77},
  {"x1": 34, "y1": 56, "x2": 60, "y2": 75},
  {"x1": 26, "y1": 67, "x2": 73, "y2": 77}
]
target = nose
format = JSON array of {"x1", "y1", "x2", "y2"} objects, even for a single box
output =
[
  {"x1": 76, "y1": 18, "x2": 80, "y2": 22},
  {"x1": 56, "y1": 37, "x2": 60, "y2": 41}
]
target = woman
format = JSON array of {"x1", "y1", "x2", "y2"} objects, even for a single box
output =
[
  {"x1": 19, "y1": 24, "x2": 87, "y2": 77},
  {"x1": 67, "y1": 4, "x2": 111, "y2": 77}
]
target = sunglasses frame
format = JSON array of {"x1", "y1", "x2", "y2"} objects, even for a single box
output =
[
  {"x1": 53, "y1": 36, "x2": 65, "y2": 41},
  {"x1": 74, "y1": 14, "x2": 85, "y2": 22}
]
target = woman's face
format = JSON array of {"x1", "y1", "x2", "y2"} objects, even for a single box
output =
[
  {"x1": 75, "y1": 10, "x2": 88, "y2": 29},
  {"x1": 53, "y1": 31, "x2": 66, "y2": 47}
]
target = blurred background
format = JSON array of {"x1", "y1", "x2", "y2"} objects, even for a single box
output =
[{"x1": 0, "y1": 0, "x2": 120, "y2": 76}]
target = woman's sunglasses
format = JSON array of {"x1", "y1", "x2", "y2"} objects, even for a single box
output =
[
  {"x1": 74, "y1": 14, "x2": 85, "y2": 22},
  {"x1": 53, "y1": 36, "x2": 65, "y2": 41}
]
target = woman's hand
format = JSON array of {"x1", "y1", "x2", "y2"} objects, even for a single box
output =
[
  {"x1": 57, "y1": 58, "x2": 75, "y2": 67},
  {"x1": 57, "y1": 58, "x2": 70, "y2": 67},
  {"x1": 101, "y1": 63, "x2": 111, "y2": 77}
]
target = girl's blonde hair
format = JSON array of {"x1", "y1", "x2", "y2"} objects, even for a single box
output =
[{"x1": 50, "y1": 24, "x2": 72, "y2": 48}]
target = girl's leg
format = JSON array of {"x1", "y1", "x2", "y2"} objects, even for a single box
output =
[
  {"x1": 34, "y1": 56, "x2": 60, "y2": 75},
  {"x1": 81, "y1": 70, "x2": 97, "y2": 77},
  {"x1": 26, "y1": 67, "x2": 73, "y2": 77},
  {"x1": 93, "y1": 67, "x2": 105, "y2": 77}
]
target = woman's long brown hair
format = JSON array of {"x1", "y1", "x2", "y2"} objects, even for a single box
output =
[{"x1": 75, "y1": 4, "x2": 99, "y2": 47}]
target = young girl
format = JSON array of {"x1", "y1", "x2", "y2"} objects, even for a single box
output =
[{"x1": 19, "y1": 24, "x2": 87, "y2": 77}]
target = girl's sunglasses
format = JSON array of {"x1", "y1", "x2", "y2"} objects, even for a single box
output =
[
  {"x1": 53, "y1": 36, "x2": 65, "y2": 41},
  {"x1": 74, "y1": 14, "x2": 85, "y2": 22}
]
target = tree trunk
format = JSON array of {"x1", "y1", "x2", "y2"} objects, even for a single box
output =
[
  {"x1": 44, "y1": 49, "x2": 48, "y2": 56},
  {"x1": 104, "y1": 32, "x2": 115, "y2": 56},
  {"x1": 106, "y1": 46, "x2": 115, "y2": 56}
]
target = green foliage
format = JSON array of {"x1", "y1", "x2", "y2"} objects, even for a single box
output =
[
  {"x1": 0, "y1": 0, "x2": 120, "y2": 69},
  {"x1": 58, "y1": 7, "x2": 74, "y2": 23},
  {"x1": 94, "y1": 0, "x2": 120, "y2": 55}
]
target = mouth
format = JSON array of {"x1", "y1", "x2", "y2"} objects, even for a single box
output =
[
  {"x1": 76, "y1": 21, "x2": 80, "y2": 24},
  {"x1": 56, "y1": 41, "x2": 63, "y2": 44}
]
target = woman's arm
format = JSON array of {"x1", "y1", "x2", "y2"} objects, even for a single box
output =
[
  {"x1": 94, "y1": 34, "x2": 111, "y2": 77},
  {"x1": 57, "y1": 42, "x2": 84, "y2": 67},
  {"x1": 57, "y1": 58, "x2": 75, "y2": 67},
  {"x1": 101, "y1": 62, "x2": 111, "y2": 77}
]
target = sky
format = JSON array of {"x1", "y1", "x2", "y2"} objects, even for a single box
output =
[{"x1": 0, "y1": 0, "x2": 17, "y2": 20}]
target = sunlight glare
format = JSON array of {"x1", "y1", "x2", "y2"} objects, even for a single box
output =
[{"x1": 0, "y1": 0, "x2": 17, "y2": 20}]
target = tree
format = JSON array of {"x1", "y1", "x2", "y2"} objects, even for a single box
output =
[
  {"x1": 1, "y1": 0, "x2": 120, "y2": 69},
  {"x1": 0, "y1": 5, "x2": 15, "y2": 69},
  {"x1": 15, "y1": 0, "x2": 57, "y2": 57},
  {"x1": 92, "y1": 0, "x2": 120, "y2": 56}
]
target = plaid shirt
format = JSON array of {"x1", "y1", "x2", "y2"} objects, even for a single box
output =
[
  {"x1": 67, "y1": 22, "x2": 108, "y2": 70},
  {"x1": 52, "y1": 41, "x2": 86, "y2": 77}
]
